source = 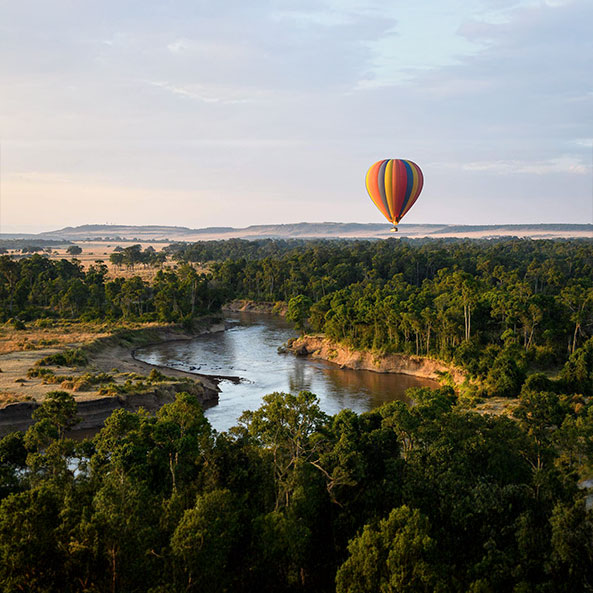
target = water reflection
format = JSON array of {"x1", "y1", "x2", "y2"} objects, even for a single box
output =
[{"x1": 136, "y1": 313, "x2": 438, "y2": 432}]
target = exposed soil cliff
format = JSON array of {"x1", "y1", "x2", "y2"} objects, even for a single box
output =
[
  {"x1": 0, "y1": 380, "x2": 218, "y2": 435},
  {"x1": 285, "y1": 335, "x2": 465, "y2": 383},
  {"x1": 223, "y1": 300, "x2": 287, "y2": 316},
  {"x1": 0, "y1": 322, "x2": 223, "y2": 435}
]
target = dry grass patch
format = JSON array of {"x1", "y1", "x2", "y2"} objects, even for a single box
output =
[
  {"x1": 46, "y1": 241, "x2": 175, "y2": 281},
  {"x1": 0, "y1": 323, "x2": 113, "y2": 355},
  {"x1": 475, "y1": 396, "x2": 519, "y2": 417},
  {"x1": 0, "y1": 392, "x2": 34, "y2": 407}
]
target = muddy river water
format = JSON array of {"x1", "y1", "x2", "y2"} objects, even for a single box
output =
[{"x1": 135, "y1": 312, "x2": 439, "y2": 432}]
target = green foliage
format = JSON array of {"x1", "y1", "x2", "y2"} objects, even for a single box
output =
[
  {"x1": 560, "y1": 337, "x2": 593, "y2": 395},
  {"x1": 148, "y1": 368, "x2": 168, "y2": 382},
  {"x1": 286, "y1": 295, "x2": 313, "y2": 334},
  {"x1": 31, "y1": 390, "x2": 80, "y2": 437},
  {"x1": 0, "y1": 385, "x2": 591, "y2": 592},
  {"x1": 171, "y1": 489, "x2": 242, "y2": 592},
  {"x1": 521, "y1": 372, "x2": 559, "y2": 394},
  {"x1": 11, "y1": 318, "x2": 26, "y2": 330},
  {"x1": 0, "y1": 254, "x2": 223, "y2": 323},
  {"x1": 205, "y1": 239, "x2": 593, "y2": 391},
  {"x1": 36, "y1": 348, "x2": 88, "y2": 367},
  {"x1": 336, "y1": 505, "x2": 440, "y2": 593},
  {"x1": 1, "y1": 237, "x2": 593, "y2": 592},
  {"x1": 484, "y1": 349, "x2": 526, "y2": 397},
  {"x1": 27, "y1": 367, "x2": 55, "y2": 378}
]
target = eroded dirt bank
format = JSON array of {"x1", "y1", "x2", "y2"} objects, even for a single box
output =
[
  {"x1": 223, "y1": 300, "x2": 287, "y2": 316},
  {"x1": 0, "y1": 322, "x2": 223, "y2": 436},
  {"x1": 285, "y1": 335, "x2": 466, "y2": 383}
]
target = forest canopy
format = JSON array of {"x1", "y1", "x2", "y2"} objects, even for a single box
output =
[
  {"x1": 1, "y1": 238, "x2": 592, "y2": 592},
  {"x1": 0, "y1": 387, "x2": 592, "y2": 592}
]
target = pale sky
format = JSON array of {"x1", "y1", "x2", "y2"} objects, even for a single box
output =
[{"x1": 1, "y1": 0, "x2": 592, "y2": 232}]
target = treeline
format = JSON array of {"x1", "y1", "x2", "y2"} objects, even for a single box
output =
[
  {"x1": 208, "y1": 239, "x2": 593, "y2": 395},
  {"x1": 166, "y1": 238, "x2": 329, "y2": 262},
  {"x1": 109, "y1": 244, "x2": 167, "y2": 269},
  {"x1": 0, "y1": 387, "x2": 592, "y2": 592},
  {"x1": 0, "y1": 254, "x2": 223, "y2": 323}
]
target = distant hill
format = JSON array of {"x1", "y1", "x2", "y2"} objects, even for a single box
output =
[{"x1": 1, "y1": 222, "x2": 591, "y2": 243}]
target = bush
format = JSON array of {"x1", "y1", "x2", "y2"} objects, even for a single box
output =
[
  {"x1": 485, "y1": 350, "x2": 526, "y2": 397},
  {"x1": 11, "y1": 319, "x2": 26, "y2": 331},
  {"x1": 27, "y1": 368, "x2": 55, "y2": 379},
  {"x1": 148, "y1": 369, "x2": 168, "y2": 382},
  {"x1": 72, "y1": 379, "x2": 92, "y2": 392},
  {"x1": 522, "y1": 373, "x2": 558, "y2": 394},
  {"x1": 33, "y1": 318, "x2": 55, "y2": 329},
  {"x1": 36, "y1": 349, "x2": 88, "y2": 367}
]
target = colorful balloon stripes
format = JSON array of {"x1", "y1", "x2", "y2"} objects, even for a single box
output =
[{"x1": 365, "y1": 159, "x2": 424, "y2": 227}]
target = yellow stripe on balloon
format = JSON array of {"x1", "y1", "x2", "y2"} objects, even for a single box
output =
[
  {"x1": 409, "y1": 162, "x2": 420, "y2": 202},
  {"x1": 384, "y1": 160, "x2": 394, "y2": 221}
]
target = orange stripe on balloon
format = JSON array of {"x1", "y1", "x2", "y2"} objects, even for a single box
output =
[{"x1": 366, "y1": 160, "x2": 391, "y2": 222}]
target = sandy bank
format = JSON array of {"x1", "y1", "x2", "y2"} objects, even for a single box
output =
[
  {"x1": 223, "y1": 300, "x2": 287, "y2": 316},
  {"x1": 285, "y1": 335, "x2": 466, "y2": 383},
  {"x1": 0, "y1": 322, "x2": 224, "y2": 436}
]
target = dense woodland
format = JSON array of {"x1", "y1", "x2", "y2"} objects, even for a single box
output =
[
  {"x1": 0, "y1": 254, "x2": 223, "y2": 324},
  {"x1": 200, "y1": 238, "x2": 593, "y2": 397},
  {"x1": 0, "y1": 386, "x2": 592, "y2": 592},
  {"x1": 0, "y1": 238, "x2": 592, "y2": 592}
]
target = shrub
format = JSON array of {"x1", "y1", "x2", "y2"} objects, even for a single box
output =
[
  {"x1": 27, "y1": 367, "x2": 55, "y2": 379},
  {"x1": 148, "y1": 369, "x2": 168, "y2": 382},
  {"x1": 485, "y1": 350, "x2": 526, "y2": 397},
  {"x1": 11, "y1": 319, "x2": 26, "y2": 331},
  {"x1": 36, "y1": 349, "x2": 88, "y2": 367}
]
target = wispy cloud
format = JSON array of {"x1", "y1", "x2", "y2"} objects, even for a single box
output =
[
  {"x1": 1, "y1": 0, "x2": 591, "y2": 229},
  {"x1": 146, "y1": 81, "x2": 258, "y2": 104},
  {"x1": 457, "y1": 157, "x2": 589, "y2": 175}
]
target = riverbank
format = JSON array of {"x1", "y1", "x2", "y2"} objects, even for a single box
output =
[
  {"x1": 0, "y1": 320, "x2": 223, "y2": 435},
  {"x1": 285, "y1": 334, "x2": 466, "y2": 383},
  {"x1": 223, "y1": 299, "x2": 287, "y2": 316}
]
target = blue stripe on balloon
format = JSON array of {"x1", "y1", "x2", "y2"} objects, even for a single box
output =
[{"x1": 398, "y1": 160, "x2": 414, "y2": 218}]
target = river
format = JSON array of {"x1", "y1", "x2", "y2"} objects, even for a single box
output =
[{"x1": 135, "y1": 313, "x2": 439, "y2": 432}]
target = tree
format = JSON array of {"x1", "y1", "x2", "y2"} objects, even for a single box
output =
[
  {"x1": 336, "y1": 505, "x2": 441, "y2": 593},
  {"x1": 109, "y1": 252, "x2": 124, "y2": 268},
  {"x1": 66, "y1": 245, "x2": 83, "y2": 255},
  {"x1": 560, "y1": 337, "x2": 593, "y2": 394},
  {"x1": 239, "y1": 391, "x2": 328, "y2": 510},
  {"x1": 485, "y1": 349, "x2": 526, "y2": 397},
  {"x1": 287, "y1": 295, "x2": 313, "y2": 335},
  {"x1": 549, "y1": 501, "x2": 593, "y2": 590},
  {"x1": 31, "y1": 391, "x2": 80, "y2": 439},
  {"x1": 152, "y1": 393, "x2": 212, "y2": 493},
  {"x1": 0, "y1": 485, "x2": 67, "y2": 591},
  {"x1": 171, "y1": 489, "x2": 241, "y2": 592},
  {"x1": 24, "y1": 391, "x2": 80, "y2": 480}
]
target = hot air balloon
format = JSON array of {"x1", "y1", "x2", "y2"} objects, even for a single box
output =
[{"x1": 365, "y1": 159, "x2": 423, "y2": 232}]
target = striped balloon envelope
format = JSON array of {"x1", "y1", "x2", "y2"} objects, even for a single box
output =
[{"x1": 365, "y1": 159, "x2": 424, "y2": 231}]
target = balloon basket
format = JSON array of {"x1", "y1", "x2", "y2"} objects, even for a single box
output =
[{"x1": 390, "y1": 227, "x2": 398, "y2": 233}]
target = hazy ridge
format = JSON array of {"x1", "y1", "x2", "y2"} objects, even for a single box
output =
[{"x1": 2, "y1": 222, "x2": 591, "y2": 242}]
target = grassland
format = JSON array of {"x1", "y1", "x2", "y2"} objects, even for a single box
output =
[{"x1": 0, "y1": 319, "x2": 219, "y2": 411}]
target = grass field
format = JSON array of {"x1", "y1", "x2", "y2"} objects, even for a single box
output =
[{"x1": 6, "y1": 241, "x2": 204, "y2": 280}]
